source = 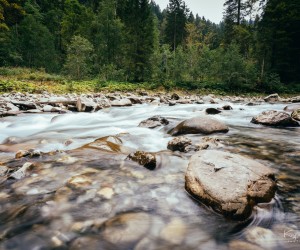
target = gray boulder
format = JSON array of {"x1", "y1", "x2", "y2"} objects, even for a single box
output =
[
  {"x1": 251, "y1": 110, "x2": 299, "y2": 127},
  {"x1": 205, "y1": 108, "x2": 221, "y2": 115},
  {"x1": 284, "y1": 104, "x2": 300, "y2": 112},
  {"x1": 138, "y1": 116, "x2": 169, "y2": 129},
  {"x1": 127, "y1": 151, "x2": 156, "y2": 170},
  {"x1": 264, "y1": 93, "x2": 280, "y2": 103},
  {"x1": 76, "y1": 97, "x2": 97, "y2": 112},
  {"x1": 110, "y1": 98, "x2": 132, "y2": 107},
  {"x1": 169, "y1": 117, "x2": 229, "y2": 136},
  {"x1": 291, "y1": 109, "x2": 300, "y2": 121},
  {"x1": 185, "y1": 150, "x2": 276, "y2": 220},
  {"x1": 167, "y1": 137, "x2": 194, "y2": 152}
]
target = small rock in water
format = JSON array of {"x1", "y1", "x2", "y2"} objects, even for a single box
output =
[
  {"x1": 127, "y1": 151, "x2": 157, "y2": 170},
  {"x1": 245, "y1": 227, "x2": 278, "y2": 249},
  {"x1": 67, "y1": 175, "x2": 92, "y2": 189},
  {"x1": 138, "y1": 115, "x2": 169, "y2": 129},
  {"x1": 228, "y1": 240, "x2": 264, "y2": 250},
  {"x1": 160, "y1": 218, "x2": 187, "y2": 245},
  {"x1": 98, "y1": 187, "x2": 114, "y2": 199},
  {"x1": 15, "y1": 150, "x2": 31, "y2": 159},
  {"x1": 102, "y1": 212, "x2": 151, "y2": 246},
  {"x1": 10, "y1": 162, "x2": 38, "y2": 180},
  {"x1": 222, "y1": 105, "x2": 233, "y2": 110},
  {"x1": 205, "y1": 108, "x2": 222, "y2": 115},
  {"x1": 0, "y1": 164, "x2": 8, "y2": 176},
  {"x1": 251, "y1": 110, "x2": 299, "y2": 127},
  {"x1": 291, "y1": 109, "x2": 300, "y2": 121},
  {"x1": 167, "y1": 137, "x2": 199, "y2": 153},
  {"x1": 15, "y1": 149, "x2": 41, "y2": 159}
]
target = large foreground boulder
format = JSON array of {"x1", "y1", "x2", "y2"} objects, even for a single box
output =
[
  {"x1": 169, "y1": 117, "x2": 229, "y2": 136},
  {"x1": 251, "y1": 110, "x2": 299, "y2": 127},
  {"x1": 185, "y1": 150, "x2": 276, "y2": 220}
]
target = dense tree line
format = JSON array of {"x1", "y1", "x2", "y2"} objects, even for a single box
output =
[{"x1": 0, "y1": 0, "x2": 299, "y2": 91}]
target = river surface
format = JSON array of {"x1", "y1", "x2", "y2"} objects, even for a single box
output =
[{"x1": 0, "y1": 102, "x2": 299, "y2": 249}]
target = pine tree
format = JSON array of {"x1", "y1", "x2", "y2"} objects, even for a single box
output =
[
  {"x1": 165, "y1": 0, "x2": 189, "y2": 51},
  {"x1": 118, "y1": 0, "x2": 155, "y2": 82},
  {"x1": 258, "y1": 0, "x2": 300, "y2": 83}
]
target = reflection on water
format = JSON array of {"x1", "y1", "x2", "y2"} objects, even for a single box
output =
[{"x1": 0, "y1": 102, "x2": 299, "y2": 249}]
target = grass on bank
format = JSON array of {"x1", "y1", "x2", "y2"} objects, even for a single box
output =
[{"x1": 0, "y1": 67, "x2": 299, "y2": 96}]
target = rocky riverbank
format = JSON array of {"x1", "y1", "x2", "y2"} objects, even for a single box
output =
[{"x1": 1, "y1": 91, "x2": 300, "y2": 116}]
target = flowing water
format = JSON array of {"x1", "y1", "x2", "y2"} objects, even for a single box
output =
[{"x1": 0, "y1": 102, "x2": 299, "y2": 249}]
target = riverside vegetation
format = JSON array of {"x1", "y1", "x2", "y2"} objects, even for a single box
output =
[{"x1": 0, "y1": 0, "x2": 300, "y2": 94}]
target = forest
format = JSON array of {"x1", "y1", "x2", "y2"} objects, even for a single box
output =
[{"x1": 0, "y1": 0, "x2": 299, "y2": 93}]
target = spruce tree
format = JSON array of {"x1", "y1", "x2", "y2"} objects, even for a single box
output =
[{"x1": 164, "y1": 0, "x2": 189, "y2": 51}]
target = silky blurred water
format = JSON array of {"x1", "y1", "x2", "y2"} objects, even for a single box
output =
[{"x1": 0, "y1": 102, "x2": 299, "y2": 249}]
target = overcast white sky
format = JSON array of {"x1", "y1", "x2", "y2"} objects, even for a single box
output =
[{"x1": 154, "y1": 0, "x2": 224, "y2": 23}]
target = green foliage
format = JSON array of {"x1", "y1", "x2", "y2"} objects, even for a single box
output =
[
  {"x1": 164, "y1": 0, "x2": 189, "y2": 50},
  {"x1": 63, "y1": 35, "x2": 94, "y2": 80},
  {"x1": 0, "y1": 0, "x2": 299, "y2": 93},
  {"x1": 213, "y1": 43, "x2": 257, "y2": 91}
]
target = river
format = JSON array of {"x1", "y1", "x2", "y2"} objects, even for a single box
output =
[{"x1": 0, "y1": 102, "x2": 299, "y2": 249}]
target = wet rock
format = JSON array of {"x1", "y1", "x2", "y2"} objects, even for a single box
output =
[
  {"x1": 15, "y1": 149, "x2": 41, "y2": 159},
  {"x1": 171, "y1": 93, "x2": 180, "y2": 100},
  {"x1": 110, "y1": 98, "x2": 132, "y2": 107},
  {"x1": 169, "y1": 117, "x2": 229, "y2": 136},
  {"x1": 0, "y1": 165, "x2": 8, "y2": 176},
  {"x1": 197, "y1": 137, "x2": 223, "y2": 150},
  {"x1": 15, "y1": 150, "x2": 31, "y2": 159},
  {"x1": 168, "y1": 100, "x2": 176, "y2": 106},
  {"x1": 246, "y1": 102, "x2": 257, "y2": 106},
  {"x1": 159, "y1": 96, "x2": 168, "y2": 103},
  {"x1": 291, "y1": 96, "x2": 300, "y2": 103},
  {"x1": 177, "y1": 99, "x2": 192, "y2": 104},
  {"x1": 284, "y1": 104, "x2": 300, "y2": 112},
  {"x1": 67, "y1": 175, "x2": 92, "y2": 189},
  {"x1": 11, "y1": 101, "x2": 37, "y2": 110},
  {"x1": 128, "y1": 96, "x2": 142, "y2": 104},
  {"x1": 24, "y1": 109, "x2": 42, "y2": 113},
  {"x1": 76, "y1": 97, "x2": 97, "y2": 112},
  {"x1": 102, "y1": 212, "x2": 151, "y2": 246},
  {"x1": 160, "y1": 218, "x2": 187, "y2": 245},
  {"x1": 229, "y1": 240, "x2": 264, "y2": 250},
  {"x1": 291, "y1": 109, "x2": 300, "y2": 121},
  {"x1": 81, "y1": 135, "x2": 131, "y2": 154},
  {"x1": 264, "y1": 93, "x2": 280, "y2": 103},
  {"x1": 203, "y1": 95, "x2": 218, "y2": 104},
  {"x1": 70, "y1": 236, "x2": 115, "y2": 250},
  {"x1": 206, "y1": 108, "x2": 222, "y2": 115},
  {"x1": 138, "y1": 116, "x2": 169, "y2": 129},
  {"x1": 42, "y1": 105, "x2": 55, "y2": 112},
  {"x1": 245, "y1": 227, "x2": 278, "y2": 249},
  {"x1": 6, "y1": 103, "x2": 19, "y2": 111},
  {"x1": 251, "y1": 110, "x2": 299, "y2": 127},
  {"x1": 0, "y1": 110, "x2": 22, "y2": 117},
  {"x1": 167, "y1": 137, "x2": 199, "y2": 153},
  {"x1": 10, "y1": 162, "x2": 38, "y2": 180},
  {"x1": 222, "y1": 105, "x2": 233, "y2": 110},
  {"x1": 185, "y1": 150, "x2": 276, "y2": 220},
  {"x1": 98, "y1": 187, "x2": 114, "y2": 199},
  {"x1": 127, "y1": 151, "x2": 156, "y2": 170}
]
